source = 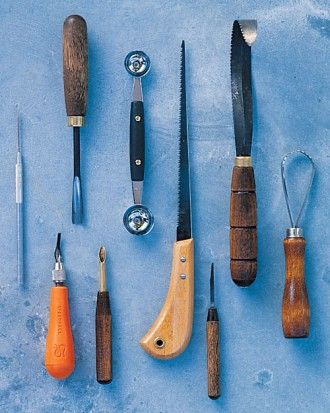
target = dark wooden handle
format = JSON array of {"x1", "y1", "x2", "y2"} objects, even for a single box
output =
[
  {"x1": 230, "y1": 166, "x2": 257, "y2": 287},
  {"x1": 207, "y1": 318, "x2": 220, "y2": 399},
  {"x1": 96, "y1": 292, "x2": 112, "y2": 383},
  {"x1": 282, "y1": 237, "x2": 310, "y2": 338},
  {"x1": 63, "y1": 15, "x2": 88, "y2": 117},
  {"x1": 130, "y1": 101, "x2": 145, "y2": 182}
]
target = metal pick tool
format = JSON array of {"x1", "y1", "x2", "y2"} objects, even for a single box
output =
[{"x1": 123, "y1": 51, "x2": 154, "y2": 235}]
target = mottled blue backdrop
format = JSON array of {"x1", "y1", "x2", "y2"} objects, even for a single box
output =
[{"x1": 0, "y1": 1, "x2": 329, "y2": 412}]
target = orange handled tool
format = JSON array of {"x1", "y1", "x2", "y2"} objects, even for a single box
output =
[{"x1": 45, "y1": 233, "x2": 75, "y2": 379}]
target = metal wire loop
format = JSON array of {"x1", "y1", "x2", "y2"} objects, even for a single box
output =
[{"x1": 281, "y1": 150, "x2": 315, "y2": 228}]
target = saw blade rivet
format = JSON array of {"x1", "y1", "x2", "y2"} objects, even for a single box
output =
[
  {"x1": 180, "y1": 273, "x2": 187, "y2": 280},
  {"x1": 135, "y1": 159, "x2": 141, "y2": 166},
  {"x1": 135, "y1": 115, "x2": 141, "y2": 122},
  {"x1": 180, "y1": 256, "x2": 186, "y2": 263}
]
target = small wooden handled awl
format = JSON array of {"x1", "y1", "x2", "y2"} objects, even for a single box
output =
[
  {"x1": 207, "y1": 264, "x2": 220, "y2": 399},
  {"x1": 281, "y1": 151, "x2": 315, "y2": 338},
  {"x1": 95, "y1": 247, "x2": 112, "y2": 383}
]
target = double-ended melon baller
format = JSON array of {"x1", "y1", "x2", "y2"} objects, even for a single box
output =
[{"x1": 123, "y1": 51, "x2": 154, "y2": 235}]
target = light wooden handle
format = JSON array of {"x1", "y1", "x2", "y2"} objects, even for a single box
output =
[
  {"x1": 282, "y1": 237, "x2": 310, "y2": 338},
  {"x1": 140, "y1": 239, "x2": 194, "y2": 359},
  {"x1": 230, "y1": 165, "x2": 257, "y2": 286}
]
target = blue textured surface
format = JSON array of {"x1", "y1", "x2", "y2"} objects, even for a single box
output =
[{"x1": 0, "y1": 1, "x2": 329, "y2": 412}]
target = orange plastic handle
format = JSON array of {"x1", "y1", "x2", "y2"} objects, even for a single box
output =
[{"x1": 45, "y1": 286, "x2": 75, "y2": 379}]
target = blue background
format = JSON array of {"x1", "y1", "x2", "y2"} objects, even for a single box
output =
[{"x1": 0, "y1": 1, "x2": 329, "y2": 412}]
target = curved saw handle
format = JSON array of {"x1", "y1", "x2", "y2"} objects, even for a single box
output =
[
  {"x1": 140, "y1": 239, "x2": 194, "y2": 359},
  {"x1": 230, "y1": 165, "x2": 257, "y2": 286},
  {"x1": 282, "y1": 237, "x2": 310, "y2": 338}
]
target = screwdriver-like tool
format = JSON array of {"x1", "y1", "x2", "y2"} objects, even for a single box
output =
[
  {"x1": 16, "y1": 114, "x2": 24, "y2": 287},
  {"x1": 207, "y1": 264, "x2": 220, "y2": 399},
  {"x1": 63, "y1": 15, "x2": 88, "y2": 224},
  {"x1": 96, "y1": 246, "x2": 112, "y2": 384},
  {"x1": 45, "y1": 234, "x2": 75, "y2": 379}
]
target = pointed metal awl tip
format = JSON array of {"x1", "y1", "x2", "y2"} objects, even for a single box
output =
[
  {"x1": 237, "y1": 20, "x2": 258, "y2": 46},
  {"x1": 210, "y1": 263, "x2": 215, "y2": 306}
]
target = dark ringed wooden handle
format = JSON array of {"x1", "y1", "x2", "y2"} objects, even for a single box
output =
[{"x1": 230, "y1": 165, "x2": 257, "y2": 286}]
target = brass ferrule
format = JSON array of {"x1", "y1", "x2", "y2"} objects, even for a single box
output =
[
  {"x1": 67, "y1": 116, "x2": 84, "y2": 127},
  {"x1": 235, "y1": 156, "x2": 252, "y2": 167}
]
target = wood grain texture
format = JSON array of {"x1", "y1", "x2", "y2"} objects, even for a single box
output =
[
  {"x1": 96, "y1": 292, "x2": 112, "y2": 383},
  {"x1": 230, "y1": 166, "x2": 257, "y2": 286},
  {"x1": 282, "y1": 237, "x2": 310, "y2": 338},
  {"x1": 63, "y1": 15, "x2": 88, "y2": 117},
  {"x1": 207, "y1": 320, "x2": 220, "y2": 399},
  {"x1": 140, "y1": 239, "x2": 194, "y2": 359}
]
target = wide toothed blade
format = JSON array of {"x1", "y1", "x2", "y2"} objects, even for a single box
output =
[
  {"x1": 231, "y1": 20, "x2": 257, "y2": 156},
  {"x1": 177, "y1": 41, "x2": 192, "y2": 241}
]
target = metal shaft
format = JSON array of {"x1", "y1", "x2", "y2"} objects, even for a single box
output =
[
  {"x1": 16, "y1": 115, "x2": 24, "y2": 287},
  {"x1": 99, "y1": 247, "x2": 107, "y2": 292}
]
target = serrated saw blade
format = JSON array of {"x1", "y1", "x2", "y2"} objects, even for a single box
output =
[
  {"x1": 177, "y1": 40, "x2": 192, "y2": 242},
  {"x1": 231, "y1": 20, "x2": 257, "y2": 156}
]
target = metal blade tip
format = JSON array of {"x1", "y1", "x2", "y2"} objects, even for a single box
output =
[
  {"x1": 236, "y1": 20, "x2": 258, "y2": 46},
  {"x1": 99, "y1": 246, "x2": 106, "y2": 263},
  {"x1": 210, "y1": 263, "x2": 215, "y2": 305}
]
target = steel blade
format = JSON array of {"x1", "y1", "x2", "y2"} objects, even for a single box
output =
[
  {"x1": 230, "y1": 20, "x2": 257, "y2": 156},
  {"x1": 177, "y1": 40, "x2": 192, "y2": 241}
]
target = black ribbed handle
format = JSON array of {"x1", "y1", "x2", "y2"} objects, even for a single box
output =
[
  {"x1": 130, "y1": 101, "x2": 145, "y2": 182},
  {"x1": 96, "y1": 291, "x2": 112, "y2": 384}
]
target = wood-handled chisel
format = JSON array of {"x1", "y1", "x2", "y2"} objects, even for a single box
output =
[
  {"x1": 281, "y1": 150, "x2": 315, "y2": 338},
  {"x1": 230, "y1": 20, "x2": 258, "y2": 287},
  {"x1": 96, "y1": 247, "x2": 112, "y2": 383},
  {"x1": 140, "y1": 41, "x2": 194, "y2": 359},
  {"x1": 207, "y1": 264, "x2": 220, "y2": 399},
  {"x1": 63, "y1": 15, "x2": 88, "y2": 224}
]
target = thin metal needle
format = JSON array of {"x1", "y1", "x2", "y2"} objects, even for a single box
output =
[
  {"x1": 210, "y1": 263, "x2": 215, "y2": 307},
  {"x1": 16, "y1": 114, "x2": 24, "y2": 287}
]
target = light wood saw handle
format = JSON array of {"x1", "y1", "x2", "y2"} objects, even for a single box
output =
[{"x1": 140, "y1": 239, "x2": 194, "y2": 359}]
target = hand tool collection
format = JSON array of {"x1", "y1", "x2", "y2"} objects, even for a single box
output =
[
  {"x1": 12, "y1": 13, "x2": 315, "y2": 395},
  {"x1": 123, "y1": 51, "x2": 154, "y2": 235},
  {"x1": 281, "y1": 150, "x2": 315, "y2": 339},
  {"x1": 230, "y1": 20, "x2": 258, "y2": 287}
]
